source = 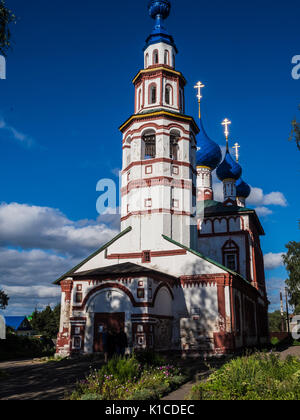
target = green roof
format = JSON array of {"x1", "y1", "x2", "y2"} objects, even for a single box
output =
[
  {"x1": 53, "y1": 227, "x2": 132, "y2": 285},
  {"x1": 162, "y1": 234, "x2": 250, "y2": 284}
]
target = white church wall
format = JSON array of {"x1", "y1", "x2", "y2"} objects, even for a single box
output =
[
  {"x1": 172, "y1": 284, "x2": 219, "y2": 351},
  {"x1": 144, "y1": 42, "x2": 176, "y2": 68}
]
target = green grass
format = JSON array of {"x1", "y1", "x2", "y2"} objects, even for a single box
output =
[{"x1": 187, "y1": 353, "x2": 300, "y2": 400}]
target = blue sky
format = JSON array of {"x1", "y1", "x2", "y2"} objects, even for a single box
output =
[{"x1": 0, "y1": 0, "x2": 299, "y2": 315}]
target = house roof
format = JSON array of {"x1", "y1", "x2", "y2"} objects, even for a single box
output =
[
  {"x1": 72, "y1": 262, "x2": 178, "y2": 283},
  {"x1": 4, "y1": 316, "x2": 32, "y2": 331},
  {"x1": 162, "y1": 234, "x2": 250, "y2": 284},
  {"x1": 53, "y1": 227, "x2": 132, "y2": 285}
]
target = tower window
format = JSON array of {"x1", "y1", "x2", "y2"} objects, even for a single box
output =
[
  {"x1": 145, "y1": 53, "x2": 149, "y2": 68},
  {"x1": 153, "y1": 50, "x2": 159, "y2": 65},
  {"x1": 170, "y1": 131, "x2": 180, "y2": 160},
  {"x1": 143, "y1": 132, "x2": 156, "y2": 159},
  {"x1": 222, "y1": 240, "x2": 239, "y2": 272},
  {"x1": 149, "y1": 84, "x2": 157, "y2": 104},
  {"x1": 165, "y1": 85, "x2": 173, "y2": 105},
  {"x1": 225, "y1": 254, "x2": 237, "y2": 271},
  {"x1": 164, "y1": 50, "x2": 169, "y2": 65}
]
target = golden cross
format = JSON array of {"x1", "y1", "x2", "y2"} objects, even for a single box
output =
[
  {"x1": 194, "y1": 81, "x2": 205, "y2": 119},
  {"x1": 232, "y1": 142, "x2": 240, "y2": 162},
  {"x1": 222, "y1": 118, "x2": 231, "y2": 139}
]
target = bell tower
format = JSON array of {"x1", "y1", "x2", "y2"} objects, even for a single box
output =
[{"x1": 120, "y1": 0, "x2": 199, "y2": 251}]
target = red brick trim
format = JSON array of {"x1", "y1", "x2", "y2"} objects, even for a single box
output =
[
  {"x1": 121, "y1": 177, "x2": 194, "y2": 196},
  {"x1": 106, "y1": 249, "x2": 187, "y2": 260},
  {"x1": 122, "y1": 157, "x2": 196, "y2": 175},
  {"x1": 74, "y1": 281, "x2": 174, "y2": 311},
  {"x1": 121, "y1": 209, "x2": 192, "y2": 222}
]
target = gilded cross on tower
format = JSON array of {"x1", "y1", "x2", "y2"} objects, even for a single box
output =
[
  {"x1": 194, "y1": 81, "x2": 205, "y2": 119},
  {"x1": 222, "y1": 118, "x2": 232, "y2": 150},
  {"x1": 232, "y1": 142, "x2": 240, "y2": 162}
]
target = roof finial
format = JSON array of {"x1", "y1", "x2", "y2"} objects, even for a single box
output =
[
  {"x1": 232, "y1": 142, "x2": 240, "y2": 162},
  {"x1": 194, "y1": 81, "x2": 205, "y2": 120},
  {"x1": 222, "y1": 118, "x2": 232, "y2": 151}
]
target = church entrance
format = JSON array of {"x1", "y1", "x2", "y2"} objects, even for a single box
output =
[{"x1": 93, "y1": 313, "x2": 125, "y2": 353}]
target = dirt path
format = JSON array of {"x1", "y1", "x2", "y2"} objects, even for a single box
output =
[
  {"x1": 279, "y1": 346, "x2": 300, "y2": 360},
  {"x1": 0, "y1": 357, "x2": 104, "y2": 400}
]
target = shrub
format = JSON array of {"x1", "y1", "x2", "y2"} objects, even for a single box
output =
[
  {"x1": 0, "y1": 334, "x2": 55, "y2": 361},
  {"x1": 270, "y1": 337, "x2": 280, "y2": 347},
  {"x1": 134, "y1": 350, "x2": 166, "y2": 367},
  {"x1": 70, "y1": 357, "x2": 185, "y2": 401},
  {"x1": 187, "y1": 353, "x2": 300, "y2": 400}
]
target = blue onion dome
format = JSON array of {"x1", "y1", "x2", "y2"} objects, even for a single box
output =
[
  {"x1": 236, "y1": 178, "x2": 251, "y2": 198},
  {"x1": 196, "y1": 119, "x2": 222, "y2": 170},
  {"x1": 148, "y1": 0, "x2": 171, "y2": 20},
  {"x1": 216, "y1": 150, "x2": 242, "y2": 181},
  {"x1": 145, "y1": 0, "x2": 177, "y2": 52}
]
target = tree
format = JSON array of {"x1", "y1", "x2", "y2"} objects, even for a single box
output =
[
  {"x1": 30, "y1": 304, "x2": 61, "y2": 339},
  {"x1": 268, "y1": 310, "x2": 286, "y2": 332},
  {"x1": 290, "y1": 106, "x2": 300, "y2": 152},
  {"x1": 0, "y1": 0, "x2": 16, "y2": 57},
  {"x1": 0, "y1": 289, "x2": 9, "y2": 309},
  {"x1": 283, "y1": 241, "x2": 300, "y2": 313}
]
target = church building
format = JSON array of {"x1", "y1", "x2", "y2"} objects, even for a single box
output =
[{"x1": 55, "y1": 0, "x2": 269, "y2": 357}]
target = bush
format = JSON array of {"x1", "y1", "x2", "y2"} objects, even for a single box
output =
[
  {"x1": 187, "y1": 353, "x2": 300, "y2": 400},
  {"x1": 0, "y1": 334, "x2": 55, "y2": 361},
  {"x1": 70, "y1": 357, "x2": 185, "y2": 401},
  {"x1": 134, "y1": 350, "x2": 166, "y2": 367}
]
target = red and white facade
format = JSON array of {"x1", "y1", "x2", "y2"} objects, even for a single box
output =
[{"x1": 55, "y1": 14, "x2": 269, "y2": 358}]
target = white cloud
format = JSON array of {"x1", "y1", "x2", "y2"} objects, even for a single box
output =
[
  {"x1": 0, "y1": 202, "x2": 120, "y2": 315},
  {"x1": 212, "y1": 173, "x2": 287, "y2": 217},
  {"x1": 248, "y1": 188, "x2": 287, "y2": 207},
  {"x1": 0, "y1": 202, "x2": 119, "y2": 257},
  {"x1": 254, "y1": 206, "x2": 273, "y2": 217},
  {"x1": 263, "y1": 192, "x2": 288, "y2": 207},
  {"x1": 264, "y1": 252, "x2": 285, "y2": 270},
  {"x1": 0, "y1": 117, "x2": 34, "y2": 148}
]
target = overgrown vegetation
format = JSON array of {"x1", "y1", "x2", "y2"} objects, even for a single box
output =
[
  {"x1": 290, "y1": 106, "x2": 300, "y2": 152},
  {"x1": 30, "y1": 305, "x2": 61, "y2": 339},
  {"x1": 0, "y1": 0, "x2": 16, "y2": 56},
  {"x1": 0, "y1": 289, "x2": 9, "y2": 310},
  {"x1": 187, "y1": 353, "x2": 300, "y2": 400},
  {"x1": 69, "y1": 354, "x2": 186, "y2": 401},
  {"x1": 283, "y1": 241, "x2": 300, "y2": 314},
  {"x1": 0, "y1": 334, "x2": 55, "y2": 361}
]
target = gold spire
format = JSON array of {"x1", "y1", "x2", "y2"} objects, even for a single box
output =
[
  {"x1": 232, "y1": 142, "x2": 240, "y2": 162},
  {"x1": 194, "y1": 81, "x2": 205, "y2": 120},
  {"x1": 222, "y1": 118, "x2": 231, "y2": 151}
]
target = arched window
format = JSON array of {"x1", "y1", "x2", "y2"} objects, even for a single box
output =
[
  {"x1": 145, "y1": 53, "x2": 149, "y2": 68},
  {"x1": 149, "y1": 84, "x2": 157, "y2": 104},
  {"x1": 172, "y1": 54, "x2": 175, "y2": 68},
  {"x1": 142, "y1": 130, "x2": 156, "y2": 160},
  {"x1": 222, "y1": 240, "x2": 239, "y2": 272},
  {"x1": 165, "y1": 85, "x2": 173, "y2": 105},
  {"x1": 164, "y1": 50, "x2": 169, "y2": 65},
  {"x1": 153, "y1": 50, "x2": 159, "y2": 65},
  {"x1": 138, "y1": 89, "x2": 142, "y2": 111},
  {"x1": 179, "y1": 89, "x2": 183, "y2": 111},
  {"x1": 170, "y1": 130, "x2": 180, "y2": 160},
  {"x1": 124, "y1": 137, "x2": 131, "y2": 167}
]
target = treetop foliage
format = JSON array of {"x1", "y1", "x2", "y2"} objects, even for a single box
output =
[
  {"x1": 0, "y1": 0, "x2": 16, "y2": 56},
  {"x1": 0, "y1": 289, "x2": 9, "y2": 310},
  {"x1": 283, "y1": 241, "x2": 300, "y2": 313}
]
